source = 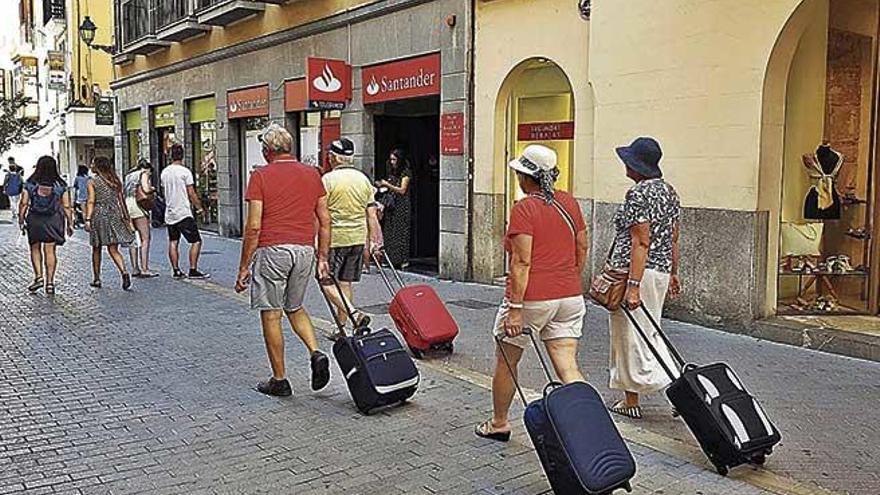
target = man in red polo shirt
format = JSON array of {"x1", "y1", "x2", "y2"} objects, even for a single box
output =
[{"x1": 235, "y1": 123, "x2": 331, "y2": 397}]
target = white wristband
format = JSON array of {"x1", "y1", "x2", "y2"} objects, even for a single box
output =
[{"x1": 508, "y1": 302, "x2": 524, "y2": 309}]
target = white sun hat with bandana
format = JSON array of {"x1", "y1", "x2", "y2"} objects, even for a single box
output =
[
  {"x1": 508, "y1": 145, "x2": 560, "y2": 202},
  {"x1": 508, "y1": 144, "x2": 558, "y2": 176}
]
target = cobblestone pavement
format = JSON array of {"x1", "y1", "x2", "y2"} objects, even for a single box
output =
[
  {"x1": 0, "y1": 224, "x2": 779, "y2": 494},
  {"x1": 139, "y1": 227, "x2": 877, "y2": 495}
]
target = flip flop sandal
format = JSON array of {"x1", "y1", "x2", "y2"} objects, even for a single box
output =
[
  {"x1": 609, "y1": 400, "x2": 642, "y2": 419},
  {"x1": 474, "y1": 420, "x2": 511, "y2": 442},
  {"x1": 45, "y1": 284, "x2": 55, "y2": 295},
  {"x1": 27, "y1": 278, "x2": 44, "y2": 292}
]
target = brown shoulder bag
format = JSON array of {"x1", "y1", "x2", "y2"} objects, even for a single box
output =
[{"x1": 588, "y1": 243, "x2": 629, "y2": 311}]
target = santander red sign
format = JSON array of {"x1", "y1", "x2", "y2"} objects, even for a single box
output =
[
  {"x1": 306, "y1": 57, "x2": 351, "y2": 109},
  {"x1": 362, "y1": 53, "x2": 441, "y2": 105}
]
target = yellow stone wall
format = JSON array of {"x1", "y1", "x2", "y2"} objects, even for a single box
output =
[
  {"x1": 589, "y1": 0, "x2": 807, "y2": 211},
  {"x1": 118, "y1": 0, "x2": 373, "y2": 79},
  {"x1": 473, "y1": 0, "x2": 592, "y2": 199},
  {"x1": 70, "y1": 0, "x2": 115, "y2": 95}
]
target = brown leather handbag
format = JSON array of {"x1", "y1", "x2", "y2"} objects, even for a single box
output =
[{"x1": 589, "y1": 243, "x2": 629, "y2": 311}]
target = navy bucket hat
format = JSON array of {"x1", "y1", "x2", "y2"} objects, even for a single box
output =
[{"x1": 615, "y1": 137, "x2": 663, "y2": 179}]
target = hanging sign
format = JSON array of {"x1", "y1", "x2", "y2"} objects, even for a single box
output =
[
  {"x1": 362, "y1": 53, "x2": 441, "y2": 105},
  {"x1": 95, "y1": 98, "x2": 114, "y2": 126},
  {"x1": 227, "y1": 85, "x2": 269, "y2": 119},
  {"x1": 47, "y1": 51, "x2": 65, "y2": 91},
  {"x1": 517, "y1": 121, "x2": 575, "y2": 141},
  {"x1": 306, "y1": 57, "x2": 351, "y2": 110},
  {"x1": 440, "y1": 113, "x2": 464, "y2": 156}
]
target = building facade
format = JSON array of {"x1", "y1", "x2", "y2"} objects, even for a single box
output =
[
  {"x1": 471, "y1": 0, "x2": 880, "y2": 340},
  {"x1": 111, "y1": 0, "x2": 471, "y2": 278},
  {"x1": 2, "y1": 0, "x2": 115, "y2": 179}
]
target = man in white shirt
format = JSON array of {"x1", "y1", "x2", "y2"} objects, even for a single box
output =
[{"x1": 160, "y1": 143, "x2": 209, "y2": 279}]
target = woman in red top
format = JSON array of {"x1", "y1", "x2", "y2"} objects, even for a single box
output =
[{"x1": 475, "y1": 145, "x2": 589, "y2": 442}]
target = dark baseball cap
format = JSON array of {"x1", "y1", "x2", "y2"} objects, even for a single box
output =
[{"x1": 328, "y1": 138, "x2": 355, "y2": 157}]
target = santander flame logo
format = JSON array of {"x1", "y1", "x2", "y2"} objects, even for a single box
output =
[
  {"x1": 366, "y1": 75, "x2": 380, "y2": 96},
  {"x1": 312, "y1": 64, "x2": 342, "y2": 93}
]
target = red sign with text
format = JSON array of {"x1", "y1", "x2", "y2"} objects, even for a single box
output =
[
  {"x1": 517, "y1": 121, "x2": 575, "y2": 141},
  {"x1": 227, "y1": 85, "x2": 269, "y2": 119},
  {"x1": 362, "y1": 53, "x2": 441, "y2": 105},
  {"x1": 441, "y1": 113, "x2": 464, "y2": 155},
  {"x1": 307, "y1": 57, "x2": 351, "y2": 110}
]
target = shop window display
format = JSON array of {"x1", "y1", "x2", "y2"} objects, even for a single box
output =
[
  {"x1": 777, "y1": 14, "x2": 876, "y2": 315},
  {"x1": 193, "y1": 121, "x2": 218, "y2": 231}
]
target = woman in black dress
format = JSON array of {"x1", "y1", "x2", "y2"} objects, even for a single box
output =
[
  {"x1": 18, "y1": 156, "x2": 74, "y2": 294},
  {"x1": 377, "y1": 149, "x2": 412, "y2": 268}
]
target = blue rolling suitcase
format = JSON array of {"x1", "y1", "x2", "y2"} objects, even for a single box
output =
[
  {"x1": 320, "y1": 275, "x2": 419, "y2": 415},
  {"x1": 499, "y1": 331, "x2": 635, "y2": 495}
]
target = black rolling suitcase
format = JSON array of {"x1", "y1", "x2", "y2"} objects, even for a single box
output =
[
  {"x1": 622, "y1": 306, "x2": 781, "y2": 475},
  {"x1": 319, "y1": 275, "x2": 419, "y2": 415},
  {"x1": 499, "y1": 331, "x2": 635, "y2": 494}
]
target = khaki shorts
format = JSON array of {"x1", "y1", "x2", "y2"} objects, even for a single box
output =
[
  {"x1": 250, "y1": 244, "x2": 315, "y2": 312},
  {"x1": 493, "y1": 296, "x2": 586, "y2": 348}
]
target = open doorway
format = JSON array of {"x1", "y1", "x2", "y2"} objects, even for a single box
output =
[{"x1": 373, "y1": 96, "x2": 440, "y2": 274}]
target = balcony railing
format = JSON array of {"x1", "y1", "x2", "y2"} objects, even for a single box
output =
[
  {"x1": 122, "y1": 0, "x2": 152, "y2": 45},
  {"x1": 155, "y1": 0, "x2": 190, "y2": 30}
]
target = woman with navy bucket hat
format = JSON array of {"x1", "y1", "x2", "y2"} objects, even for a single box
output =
[{"x1": 606, "y1": 137, "x2": 682, "y2": 419}]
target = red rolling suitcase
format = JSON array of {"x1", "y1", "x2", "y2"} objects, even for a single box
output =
[{"x1": 372, "y1": 248, "x2": 459, "y2": 358}]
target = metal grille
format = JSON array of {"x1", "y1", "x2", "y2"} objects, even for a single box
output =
[
  {"x1": 122, "y1": 0, "x2": 152, "y2": 45},
  {"x1": 155, "y1": 0, "x2": 190, "y2": 29}
]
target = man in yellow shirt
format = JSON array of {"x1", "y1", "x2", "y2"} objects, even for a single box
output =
[{"x1": 321, "y1": 138, "x2": 382, "y2": 334}]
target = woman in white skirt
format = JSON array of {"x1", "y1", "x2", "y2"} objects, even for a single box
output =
[
  {"x1": 123, "y1": 159, "x2": 159, "y2": 278},
  {"x1": 607, "y1": 137, "x2": 682, "y2": 419}
]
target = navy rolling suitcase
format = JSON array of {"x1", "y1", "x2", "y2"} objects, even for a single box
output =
[
  {"x1": 622, "y1": 306, "x2": 781, "y2": 476},
  {"x1": 320, "y1": 275, "x2": 419, "y2": 415},
  {"x1": 499, "y1": 331, "x2": 635, "y2": 494}
]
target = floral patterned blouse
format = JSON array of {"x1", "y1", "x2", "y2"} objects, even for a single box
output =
[{"x1": 608, "y1": 178, "x2": 681, "y2": 274}]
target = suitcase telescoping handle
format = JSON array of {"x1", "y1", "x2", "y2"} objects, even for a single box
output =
[
  {"x1": 371, "y1": 247, "x2": 407, "y2": 297},
  {"x1": 621, "y1": 305, "x2": 687, "y2": 382},
  {"x1": 317, "y1": 273, "x2": 362, "y2": 338},
  {"x1": 496, "y1": 329, "x2": 562, "y2": 408}
]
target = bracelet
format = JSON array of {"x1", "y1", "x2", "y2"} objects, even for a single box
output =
[
  {"x1": 627, "y1": 279, "x2": 641, "y2": 287},
  {"x1": 508, "y1": 301, "x2": 524, "y2": 309}
]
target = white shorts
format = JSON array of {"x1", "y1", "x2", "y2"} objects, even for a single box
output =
[{"x1": 493, "y1": 296, "x2": 586, "y2": 348}]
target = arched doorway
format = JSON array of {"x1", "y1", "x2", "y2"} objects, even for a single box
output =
[
  {"x1": 495, "y1": 58, "x2": 576, "y2": 213},
  {"x1": 761, "y1": 0, "x2": 880, "y2": 317}
]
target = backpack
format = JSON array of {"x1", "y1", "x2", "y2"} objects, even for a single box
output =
[
  {"x1": 26, "y1": 182, "x2": 63, "y2": 216},
  {"x1": 4, "y1": 173, "x2": 22, "y2": 196}
]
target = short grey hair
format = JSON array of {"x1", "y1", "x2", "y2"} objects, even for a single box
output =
[
  {"x1": 259, "y1": 123, "x2": 293, "y2": 154},
  {"x1": 331, "y1": 151, "x2": 354, "y2": 165}
]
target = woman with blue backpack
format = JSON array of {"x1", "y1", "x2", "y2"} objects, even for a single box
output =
[
  {"x1": 18, "y1": 156, "x2": 74, "y2": 295},
  {"x1": 4, "y1": 160, "x2": 24, "y2": 220}
]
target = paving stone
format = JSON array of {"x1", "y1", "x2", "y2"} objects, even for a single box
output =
[{"x1": 0, "y1": 224, "x2": 783, "y2": 494}]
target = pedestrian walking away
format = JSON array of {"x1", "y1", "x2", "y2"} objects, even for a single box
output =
[
  {"x1": 375, "y1": 149, "x2": 411, "y2": 268},
  {"x1": 161, "y1": 143, "x2": 209, "y2": 280},
  {"x1": 606, "y1": 136, "x2": 683, "y2": 420},
  {"x1": 475, "y1": 144, "x2": 590, "y2": 442},
  {"x1": 124, "y1": 159, "x2": 158, "y2": 278},
  {"x1": 4, "y1": 158, "x2": 25, "y2": 220},
  {"x1": 73, "y1": 165, "x2": 91, "y2": 228},
  {"x1": 85, "y1": 157, "x2": 135, "y2": 291},
  {"x1": 234, "y1": 123, "x2": 332, "y2": 398},
  {"x1": 319, "y1": 137, "x2": 381, "y2": 337},
  {"x1": 18, "y1": 156, "x2": 74, "y2": 295}
]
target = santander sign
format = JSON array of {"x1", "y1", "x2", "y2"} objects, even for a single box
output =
[{"x1": 362, "y1": 53, "x2": 441, "y2": 104}]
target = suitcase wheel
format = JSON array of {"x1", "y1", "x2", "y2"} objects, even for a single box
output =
[
  {"x1": 715, "y1": 464, "x2": 729, "y2": 477},
  {"x1": 752, "y1": 454, "x2": 766, "y2": 466},
  {"x1": 409, "y1": 346, "x2": 425, "y2": 359},
  {"x1": 442, "y1": 342, "x2": 454, "y2": 353}
]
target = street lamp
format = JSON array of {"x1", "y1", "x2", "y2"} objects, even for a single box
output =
[{"x1": 79, "y1": 16, "x2": 115, "y2": 55}]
